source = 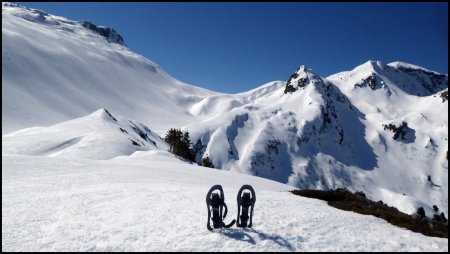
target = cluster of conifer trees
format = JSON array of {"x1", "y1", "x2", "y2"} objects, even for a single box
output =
[{"x1": 164, "y1": 128, "x2": 214, "y2": 168}]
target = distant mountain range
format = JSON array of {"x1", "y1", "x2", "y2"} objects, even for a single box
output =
[{"x1": 2, "y1": 2, "x2": 447, "y2": 217}]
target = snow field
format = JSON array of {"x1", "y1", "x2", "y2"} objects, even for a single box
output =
[{"x1": 2, "y1": 154, "x2": 447, "y2": 251}]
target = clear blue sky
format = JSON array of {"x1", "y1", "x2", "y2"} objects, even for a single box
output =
[{"x1": 19, "y1": 2, "x2": 448, "y2": 93}]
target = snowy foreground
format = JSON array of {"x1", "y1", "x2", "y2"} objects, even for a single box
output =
[{"x1": 2, "y1": 153, "x2": 447, "y2": 252}]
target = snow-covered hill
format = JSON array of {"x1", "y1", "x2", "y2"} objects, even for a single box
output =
[
  {"x1": 2, "y1": 154, "x2": 447, "y2": 251},
  {"x1": 2, "y1": 108, "x2": 168, "y2": 160},
  {"x1": 2, "y1": 1, "x2": 448, "y2": 230}
]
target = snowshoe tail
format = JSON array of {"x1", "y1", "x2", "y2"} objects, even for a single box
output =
[
  {"x1": 206, "y1": 185, "x2": 236, "y2": 230},
  {"x1": 236, "y1": 184, "x2": 256, "y2": 228}
]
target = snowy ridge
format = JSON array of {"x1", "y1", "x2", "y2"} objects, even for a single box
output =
[
  {"x1": 2, "y1": 109, "x2": 168, "y2": 160},
  {"x1": 328, "y1": 60, "x2": 447, "y2": 96},
  {"x1": 2, "y1": 2, "x2": 125, "y2": 46},
  {"x1": 388, "y1": 61, "x2": 443, "y2": 75}
]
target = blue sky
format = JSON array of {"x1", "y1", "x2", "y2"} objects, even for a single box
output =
[{"x1": 19, "y1": 2, "x2": 448, "y2": 93}]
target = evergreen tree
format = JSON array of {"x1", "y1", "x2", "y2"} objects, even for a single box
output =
[
  {"x1": 202, "y1": 156, "x2": 215, "y2": 168},
  {"x1": 181, "y1": 131, "x2": 195, "y2": 161},
  {"x1": 417, "y1": 207, "x2": 426, "y2": 218},
  {"x1": 164, "y1": 128, "x2": 195, "y2": 162},
  {"x1": 433, "y1": 205, "x2": 439, "y2": 213}
]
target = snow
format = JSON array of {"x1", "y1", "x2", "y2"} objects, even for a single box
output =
[
  {"x1": 2, "y1": 154, "x2": 448, "y2": 252},
  {"x1": 2, "y1": 3, "x2": 215, "y2": 135},
  {"x1": 184, "y1": 62, "x2": 448, "y2": 218},
  {"x1": 2, "y1": 3, "x2": 449, "y2": 251},
  {"x1": 326, "y1": 60, "x2": 448, "y2": 216},
  {"x1": 2, "y1": 109, "x2": 168, "y2": 160},
  {"x1": 387, "y1": 61, "x2": 441, "y2": 75}
]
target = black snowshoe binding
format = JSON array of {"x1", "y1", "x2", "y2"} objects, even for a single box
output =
[
  {"x1": 206, "y1": 185, "x2": 236, "y2": 230},
  {"x1": 236, "y1": 185, "x2": 256, "y2": 228}
]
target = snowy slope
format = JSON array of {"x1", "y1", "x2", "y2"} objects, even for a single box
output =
[
  {"x1": 2, "y1": 2, "x2": 215, "y2": 135},
  {"x1": 2, "y1": 108, "x2": 168, "y2": 160},
  {"x1": 2, "y1": 154, "x2": 448, "y2": 252},
  {"x1": 188, "y1": 81, "x2": 286, "y2": 118},
  {"x1": 2, "y1": 2, "x2": 448, "y2": 227},
  {"x1": 326, "y1": 60, "x2": 448, "y2": 216},
  {"x1": 183, "y1": 63, "x2": 448, "y2": 218}
]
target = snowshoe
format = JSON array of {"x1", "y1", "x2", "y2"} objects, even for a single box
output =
[
  {"x1": 206, "y1": 184, "x2": 236, "y2": 230},
  {"x1": 236, "y1": 184, "x2": 256, "y2": 228}
]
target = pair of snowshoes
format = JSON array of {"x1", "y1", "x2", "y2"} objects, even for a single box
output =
[{"x1": 206, "y1": 184, "x2": 256, "y2": 230}]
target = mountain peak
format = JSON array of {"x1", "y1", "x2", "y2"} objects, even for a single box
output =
[
  {"x1": 294, "y1": 65, "x2": 319, "y2": 76},
  {"x1": 365, "y1": 60, "x2": 383, "y2": 66},
  {"x1": 295, "y1": 65, "x2": 308, "y2": 74},
  {"x1": 284, "y1": 65, "x2": 322, "y2": 94},
  {"x1": 354, "y1": 60, "x2": 386, "y2": 74},
  {"x1": 89, "y1": 108, "x2": 118, "y2": 122}
]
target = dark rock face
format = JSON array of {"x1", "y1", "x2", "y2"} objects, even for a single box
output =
[
  {"x1": 128, "y1": 120, "x2": 156, "y2": 146},
  {"x1": 382, "y1": 122, "x2": 414, "y2": 141},
  {"x1": 439, "y1": 90, "x2": 448, "y2": 102},
  {"x1": 130, "y1": 139, "x2": 141, "y2": 147},
  {"x1": 284, "y1": 83, "x2": 298, "y2": 94},
  {"x1": 296, "y1": 77, "x2": 308, "y2": 89},
  {"x1": 79, "y1": 21, "x2": 126, "y2": 46},
  {"x1": 3, "y1": 2, "x2": 19, "y2": 7},
  {"x1": 395, "y1": 66, "x2": 448, "y2": 94},
  {"x1": 250, "y1": 138, "x2": 292, "y2": 183},
  {"x1": 104, "y1": 108, "x2": 117, "y2": 121},
  {"x1": 284, "y1": 73, "x2": 300, "y2": 94},
  {"x1": 283, "y1": 66, "x2": 313, "y2": 94},
  {"x1": 355, "y1": 74, "x2": 377, "y2": 90}
]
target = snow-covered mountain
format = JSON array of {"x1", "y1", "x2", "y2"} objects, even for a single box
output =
[
  {"x1": 2, "y1": 2, "x2": 215, "y2": 135},
  {"x1": 185, "y1": 62, "x2": 448, "y2": 217},
  {"x1": 2, "y1": 1, "x2": 448, "y2": 223}
]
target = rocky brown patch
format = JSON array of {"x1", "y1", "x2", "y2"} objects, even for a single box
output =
[{"x1": 291, "y1": 188, "x2": 448, "y2": 238}]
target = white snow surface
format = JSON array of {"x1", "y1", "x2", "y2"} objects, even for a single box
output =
[
  {"x1": 2, "y1": 154, "x2": 448, "y2": 252},
  {"x1": 2, "y1": 3, "x2": 449, "y2": 248},
  {"x1": 2, "y1": 108, "x2": 168, "y2": 159},
  {"x1": 2, "y1": 2, "x2": 215, "y2": 135}
]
